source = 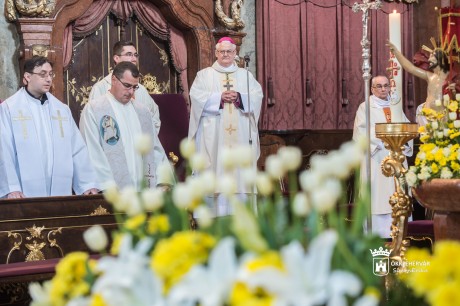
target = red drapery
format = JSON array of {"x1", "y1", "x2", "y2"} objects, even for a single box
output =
[
  {"x1": 256, "y1": 1, "x2": 414, "y2": 130},
  {"x1": 62, "y1": 0, "x2": 188, "y2": 97}
]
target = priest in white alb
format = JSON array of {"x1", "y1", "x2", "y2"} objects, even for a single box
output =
[
  {"x1": 80, "y1": 62, "x2": 170, "y2": 190},
  {"x1": 0, "y1": 56, "x2": 99, "y2": 198},
  {"x1": 189, "y1": 37, "x2": 263, "y2": 216}
]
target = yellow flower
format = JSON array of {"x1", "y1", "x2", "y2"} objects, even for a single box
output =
[
  {"x1": 49, "y1": 252, "x2": 91, "y2": 305},
  {"x1": 110, "y1": 232, "x2": 124, "y2": 255},
  {"x1": 147, "y1": 214, "x2": 170, "y2": 234},
  {"x1": 124, "y1": 214, "x2": 147, "y2": 231},
  {"x1": 229, "y1": 252, "x2": 283, "y2": 306},
  {"x1": 448, "y1": 101, "x2": 459, "y2": 112},
  {"x1": 431, "y1": 163, "x2": 439, "y2": 174},
  {"x1": 151, "y1": 231, "x2": 216, "y2": 293},
  {"x1": 90, "y1": 293, "x2": 108, "y2": 306},
  {"x1": 428, "y1": 282, "x2": 460, "y2": 306},
  {"x1": 418, "y1": 125, "x2": 426, "y2": 133}
]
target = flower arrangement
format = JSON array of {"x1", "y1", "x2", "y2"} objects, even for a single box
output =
[
  {"x1": 406, "y1": 95, "x2": 460, "y2": 187},
  {"x1": 29, "y1": 137, "x2": 386, "y2": 306}
]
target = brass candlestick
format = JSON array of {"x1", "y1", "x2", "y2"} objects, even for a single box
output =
[{"x1": 375, "y1": 123, "x2": 418, "y2": 262}]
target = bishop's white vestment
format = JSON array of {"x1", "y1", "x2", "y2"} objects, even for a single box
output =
[
  {"x1": 0, "y1": 88, "x2": 98, "y2": 197},
  {"x1": 353, "y1": 95, "x2": 413, "y2": 238},
  {"x1": 89, "y1": 73, "x2": 161, "y2": 134},
  {"x1": 189, "y1": 62, "x2": 263, "y2": 216},
  {"x1": 80, "y1": 92, "x2": 169, "y2": 190}
]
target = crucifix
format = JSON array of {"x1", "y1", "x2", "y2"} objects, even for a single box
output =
[
  {"x1": 352, "y1": 0, "x2": 382, "y2": 233},
  {"x1": 12, "y1": 110, "x2": 32, "y2": 139},
  {"x1": 223, "y1": 73, "x2": 233, "y2": 91},
  {"x1": 225, "y1": 124, "x2": 237, "y2": 135},
  {"x1": 52, "y1": 110, "x2": 68, "y2": 138}
]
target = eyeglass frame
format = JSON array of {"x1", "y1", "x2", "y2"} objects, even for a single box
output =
[
  {"x1": 216, "y1": 49, "x2": 236, "y2": 55},
  {"x1": 372, "y1": 84, "x2": 391, "y2": 89},
  {"x1": 118, "y1": 52, "x2": 139, "y2": 58},
  {"x1": 114, "y1": 74, "x2": 140, "y2": 91},
  {"x1": 27, "y1": 71, "x2": 56, "y2": 79}
]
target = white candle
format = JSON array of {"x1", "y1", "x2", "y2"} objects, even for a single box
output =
[{"x1": 389, "y1": 10, "x2": 403, "y2": 122}]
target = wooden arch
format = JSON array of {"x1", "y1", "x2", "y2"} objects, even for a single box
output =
[{"x1": 16, "y1": 0, "x2": 215, "y2": 101}]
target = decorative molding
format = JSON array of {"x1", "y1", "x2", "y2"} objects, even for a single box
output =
[
  {"x1": 5, "y1": 0, "x2": 56, "y2": 22},
  {"x1": 215, "y1": 0, "x2": 245, "y2": 31},
  {"x1": 90, "y1": 205, "x2": 110, "y2": 216},
  {"x1": 384, "y1": 0, "x2": 418, "y2": 3}
]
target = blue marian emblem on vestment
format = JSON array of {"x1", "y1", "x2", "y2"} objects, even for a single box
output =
[{"x1": 100, "y1": 115, "x2": 120, "y2": 145}]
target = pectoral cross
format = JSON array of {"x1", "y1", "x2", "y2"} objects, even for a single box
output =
[
  {"x1": 12, "y1": 110, "x2": 32, "y2": 139},
  {"x1": 52, "y1": 110, "x2": 68, "y2": 138},
  {"x1": 223, "y1": 73, "x2": 233, "y2": 91},
  {"x1": 225, "y1": 124, "x2": 237, "y2": 135}
]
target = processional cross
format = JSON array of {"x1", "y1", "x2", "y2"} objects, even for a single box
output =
[
  {"x1": 52, "y1": 110, "x2": 68, "y2": 138},
  {"x1": 12, "y1": 110, "x2": 32, "y2": 139},
  {"x1": 352, "y1": 0, "x2": 382, "y2": 232}
]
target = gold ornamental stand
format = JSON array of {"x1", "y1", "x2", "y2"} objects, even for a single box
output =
[{"x1": 375, "y1": 123, "x2": 418, "y2": 262}]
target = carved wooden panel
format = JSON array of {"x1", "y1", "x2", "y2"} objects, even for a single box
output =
[{"x1": 64, "y1": 14, "x2": 179, "y2": 124}]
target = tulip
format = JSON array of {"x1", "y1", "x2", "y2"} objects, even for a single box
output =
[{"x1": 83, "y1": 225, "x2": 108, "y2": 252}]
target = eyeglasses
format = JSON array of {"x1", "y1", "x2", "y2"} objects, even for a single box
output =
[
  {"x1": 217, "y1": 50, "x2": 235, "y2": 55},
  {"x1": 114, "y1": 75, "x2": 139, "y2": 91},
  {"x1": 29, "y1": 71, "x2": 55, "y2": 79},
  {"x1": 119, "y1": 52, "x2": 139, "y2": 58},
  {"x1": 372, "y1": 84, "x2": 390, "y2": 89}
]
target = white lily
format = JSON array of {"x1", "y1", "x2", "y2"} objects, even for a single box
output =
[
  {"x1": 168, "y1": 238, "x2": 238, "y2": 306},
  {"x1": 242, "y1": 230, "x2": 340, "y2": 306},
  {"x1": 92, "y1": 236, "x2": 165, "y2": 306}
]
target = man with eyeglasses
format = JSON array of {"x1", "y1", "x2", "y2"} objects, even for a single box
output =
[
  {"x1": 0, "y1": 56, "x2": 99, "y2": 198},
  {"x1": 80, "y1": 62, "x2": 170, "y2": 190},
  {"x1": 188, "y1": 37, "x2": 263, "y2": 217},
  {"x1": 353, "y1": 75, "x2": 413, "y2": 238},
  {"x1": 89, "y1": 40, "x2": 161, "y2": 134}
]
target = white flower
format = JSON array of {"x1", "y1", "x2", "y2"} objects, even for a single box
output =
[
  {"x1": 217, "y1": 174, "x2": 237, "y2": 197},
  {"x1": 266, "y1": 155, "x2": 285, "y2": 178},
  {"x1": 241, "y1": 168, "x2": 257, "y2": 187},
  {"x1": 449, "y1": 112, "x2": 457, "y2": 121},
  {"x1": 443, "y1": 147, "x2": 451, "y2": 157},
  {"x1": 417, "y1": 171, "x2": 431, "y2": 181},
  {"x1": 115, "y1": 186, "x2": 142, "y2": 215},
  {"x1": 324, "y1": 151, "x2": 350, "y2": 179},
  {"x1": 292, "y1": 192, "x2": 310, "y2": 216},
  {"x1": 417, "y1": 152, "x2": 426, "y2": 161},
  {"x1": 432, "y1": 121, "x2": 439, "y2": 130},
  {"x1": 29, "y1": 282, "x2": 53, "y2": 306},
  {"x1": 299, "y1": 170, "x2": 322, "y2": 192},
  {"x1": 103, "y1": 181, "x2": 120, "y2": 204},
  {"x1": 197, "y1": 170, "x2": 216, "y2": 194},
  {"x1": 440, "y1": 167, "x2": 453, "y2": 179},
  {"x1": 232, "y1": 201, "x2": 268, "y2": 253},
  {"x1": 193, "y1": 205, "x2": 214, "y2": 228},
  {"x1": 242, "y1": 230, "x2": 339, "y2": 306},
  {"x1": 168, "y1": 238, "x2": 238, "y2": 306},
  {"x1": 190, "y1": 153, "x2": 208, "y2": 172},
  {"x1": 435, "y1": 99, "x2": 442, "y2": 107},
  {"x1": 327, "y1": 270, "x2": 362, "y2": 306},
  {"x1": 278, "y1": 146, "x2": 302, "y2": 171},
  {"x1": 406, "y1": 171, "x2": 418, "y2": 187},
  {"x1": 339, "y1": 141, "x2": 364, "y2": 172},
  {"x1": 83, "y1": 225, "x2": 108, "y2": 252},
  {"x1": 444, "y1": 128, "x2": 450, "y2": 137},
  {"x1": 456, "y1": 93, "x2": 460, "y2": 101},
  {"x1": 233, "y1": 145, "x2": 253, "y2": 168},
  {"x1": 436, "y1": 131, "x2": 444, "y2": 139},
  {"x1": 180, "y1": 138, "x2": 195, "y2": 159},
  {"x1": 186, "y1": 176, "x2": 207, "y2": 200},
  {"x1": 135, "y1": 134, "x2": 152, "y2": 155},
  {"x1": 141, "y1": 188, "x2": 164, "y2": 211},
  {"x1": 443, "y1": 94, "x2": 450, "y2": 105},
  {"x1": 455, "y1": 120, "x2": 460, "y2": 128},
  {"x1": 311, "y1": 179, "x2": 341, "y2": 213},
  {"x1": 221, "y1": 147, "x2": 235, "y2": 171},
  {"x1": 157, "y1": 162, "x2": 174, "y2": 185},
  {"x1": 172, "y1": 183, "x2": 193, "y2": 209},
  {"x1": 92, "y1": 236, "x2": 165, "y2": 306},
  {"x1": 256, "y1": 172, "x2": 274, "y2": 196},
  {"x1": 353, "y1": 294, "x2": 379, "y2": 306}
]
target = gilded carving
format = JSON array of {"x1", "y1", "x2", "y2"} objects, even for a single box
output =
[
  {"x1": 5, "y1": 0, "x2": 56, "y2": 22},
  {"x1": 159, "y1": 49, "x2": 169, "y2": 66},
  {"x1": 25, "y1": 240, "x2": 46, "y2": 261},
  {"x1": 6, "y1": 232, "x2": 22, "y2": 264},
  {"x1": 32, "y1": 44, "x2": 49, "y2": 57},
  {"x1": 141, "y1": 73, "x2": 169, "y2": 94},
  {"x1": 67, "y1": 76, "x2": 103, "y2": 107},
  {"x1": 0, "y1": 282, "x2": 29, "y2": 304},
  {"x1": 90, "y1": 205, "x2": 110, "y2": 216},
  {"x1": 48, "y1": 227, "x2": 64, "y2": 257},
  {"x1": 215, "y1": 0, "x2": 245, "y2": 31},
  {"x1": 168, "y1": 152, "x2": 179, "y2": 166},
  {"x1": 26, "y1": 225, "x2": 44, "y2": 239}
]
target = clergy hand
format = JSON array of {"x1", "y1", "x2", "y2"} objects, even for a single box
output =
[
  {"x1": 221, "y1": 90, "x2": 238, "y2": 103},
  {"x1": 83, "y1": 188, "x2": 100, "y2": 195},
  {"x1": 386, "y1": 40, "x2": 399, "y2": 54},
  {"x1": 7, "y1": 191, "x2": 26, "y2": 199}
]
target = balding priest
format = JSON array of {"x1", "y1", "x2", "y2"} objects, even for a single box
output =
[
  {"x1": 188, "y1": 37, "x2": 263, "y2": 216},
  {"x1": 0, "y1": 56, "x2": 99, "y2": 199}
]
